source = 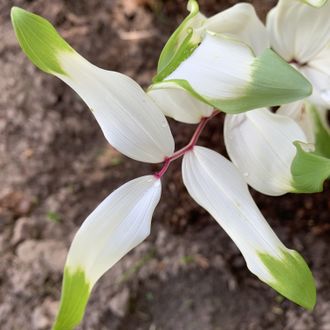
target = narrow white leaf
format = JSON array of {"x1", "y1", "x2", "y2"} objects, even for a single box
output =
[
  {"x1": 182, "y1": 146, "x2": 285, "y2": 280},
  {"x1": 182, "y1": 146, "x2": 315, "y2": 309},
  {"x1": 66, "y1": 175, "x2": 161, "y2": 286},
  {"x1": 147, "y1": 87, "x2": 213, "y2": 124}
]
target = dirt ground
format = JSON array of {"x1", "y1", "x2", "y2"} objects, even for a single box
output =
[{"x1": 0, "y1": 0, "x2": 329, "y2": 329}]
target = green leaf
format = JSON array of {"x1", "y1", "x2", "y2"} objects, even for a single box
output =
[
  {"x1": 11, "y1": 7, "x2": 74, "y2": 75},
  {"x1": 154, "y1": 0, "x2": 204, "y2": 82},
  {"x1": 259, "y1": 249, "x2": 316, "y2": 310},
  {"x1": 307, "y1": 103, "x2": 330, "y2": 158},
  {"x1": 153, "y1": 29, "x2": 200, "y2": 83},
  {"x1": 52, "y1": 267, "x2": 91, "y2": 330},
  {"x1": 291, "y1": 141, "x2": 330, "y2": 193}
]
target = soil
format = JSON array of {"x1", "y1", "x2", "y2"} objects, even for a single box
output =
[{"x1": 0, "y1": 0, "x2": 329, "y2": 329}]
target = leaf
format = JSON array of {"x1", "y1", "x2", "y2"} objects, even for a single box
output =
[
  {"x1": 307, "y1": 104, "x2": 330, "y2": 158},
  {"x1": 153, "y1": 42, "x2": 312, "y2": 114},
  {"x1": 52, "y1": 176, "x2": 161, "y2": 329},
  {"x1": 11, "y1": 7, "x2": 175, "y2": 163},
  {"x1": 52, "y1": 268, "x2": 90, "y2": 330},
  {"x1": 259, "y1": 249, "x2": 316, "y2": 310},
  {"x1": 156, "y1": 0, "x2": 204, "y2": 75},
  {"x1": 291, "y1": 141, "x2": 330, "y2": 192},
  {"x1": 11, "y1": 7, "x2": 73, "y2": 74},
  {"x1": 182, "y1": 146, "x2": 316, "y2": 309}
]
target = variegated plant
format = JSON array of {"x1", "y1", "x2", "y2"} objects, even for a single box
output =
[{"x1": 10, "y1": 0, "x2": 329, "y2": 329}]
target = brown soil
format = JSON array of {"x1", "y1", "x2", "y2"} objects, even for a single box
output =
[{"x1": 0, "y1": 0, "x2": 329, "y2": 329}]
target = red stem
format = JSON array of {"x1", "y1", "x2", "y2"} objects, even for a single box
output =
[{"x1": 154, "y1": 111, "x2": 219, "y2": 178}]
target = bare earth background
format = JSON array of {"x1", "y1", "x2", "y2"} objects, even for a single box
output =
[{"x1": 0, "y1": 0, "x2": 329, "y2": 329}]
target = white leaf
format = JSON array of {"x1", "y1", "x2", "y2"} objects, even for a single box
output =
[
  {"x1": 299, "y1": 65, "x2": 330, "y2": 108},
  {"x1": 203, "y1": 3, "x2": 269, "y2": 55},
  {"x1": 56, "y1": 52, "x2": 175, "y2": 163},
  {"x1": 147, "y1": 87, "x2": 213, "y2": 124},
  {"x1": 224, "y1": 109, "x2": 307, "y2": 196},
  {"x1": 300, "y1": 0, "x2": 328, "y2": 7},
  {"x1": 309, "y1": 45, "x2": 330, "y2": 76},
  {"x1": 166, "y1": 33, "x2": 254, "y2": 100},
  {"x1": 182, "y1": 146, "x2": 316, "y2": 310},
  {"x1": 182, "y1": 146, "x2": 287, "y2": 282},
  {"x1": 277, "y1": 101, "x2": 316, "y2": 144},
  {"x1": 267, "y1": 0, "x2": 330, "y2": 63},
  {"x1": 66, "y1": 175, "x2": 161, "y2": 286}
]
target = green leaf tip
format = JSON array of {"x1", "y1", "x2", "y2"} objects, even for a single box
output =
[
  {"x1": 11, "y1": 6, "x2": 74, "y2": 75},
  {"x1": 291, "y1": 141, "x2": 330, "y2": 193},
  {"x1": 259, "y1": 249, "x2": 316, "y2": 310},
  {"x1": 154, "y1": 0, "x2": 204, "y2": 82},
  {"x1": 209, "y1": 48, "x2": 312, "y2": 114},
  {"x1": 251, "y1": 48, "x2": 312, "y2": 102},
  {"x1": 52, "y1": 267, "x2": 91, "y2": 330},
  {"x1": 307, "y1": 104, "x2": 330, "y2": 158},
  {"x1": 153, "y1": 30, "x2": 199, "y2": 83},
  {"x1": 213, "y1": 48, "x2": 312, "y2": 113}
]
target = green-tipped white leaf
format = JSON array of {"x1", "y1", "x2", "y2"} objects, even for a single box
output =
[
  {"x1": 267, "y1": 0, "x2": 330, "y2": 63},
  {"x1": 11, "y1": 7, "x2": 175, "y2": 163},
  {"x1": 147, "y1": 87, "x2": 213, "y2": 124},
  {"x1": 291, "y1": 142, "x2": 330, "y2": 192},
  {"x1": 224, "y1": 109, "x2": 308, "y2": 195},
  {"x1": 53, "y1": 175, "x2": 161, "y2": 330},
  {"x1": 202, "y1": 3, "x2": 269, "y2": 55},
  {"x1": 153, "y1": 33, "x2": 311, "y2": 114},
  {"x1": 182, "y1": 146, "x2": 316, "y2": 310},
  {"x1": 278, "y1": 102, "x2": 330, "y2": 157}
]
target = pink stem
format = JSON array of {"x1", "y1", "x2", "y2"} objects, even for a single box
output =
[{"x1": 154, "y1": 111, "x2": 219, "y2": 178}]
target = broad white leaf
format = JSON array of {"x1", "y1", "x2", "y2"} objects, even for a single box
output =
[
  {"x1": 300, "y1": 65, "x2": 330, "y2": 108},
  {"x1": 224, "y1": 109, "x2": 308, "y2": 195},
  {"x1": 267, "y1": 0, "x2": 330, "y2": 63},
  {"x1": 158, "y1": 32, "x2": 311, "y2": 114},
  {"x1": 57, "y1": 52, "x2": 175, "y2": 163},
  {"x1": 166, "y1": 33, "x2": 254, "y2": 100},
  {"x1": 309, "y1": 45, "x2": 330, "y2": 76}
]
